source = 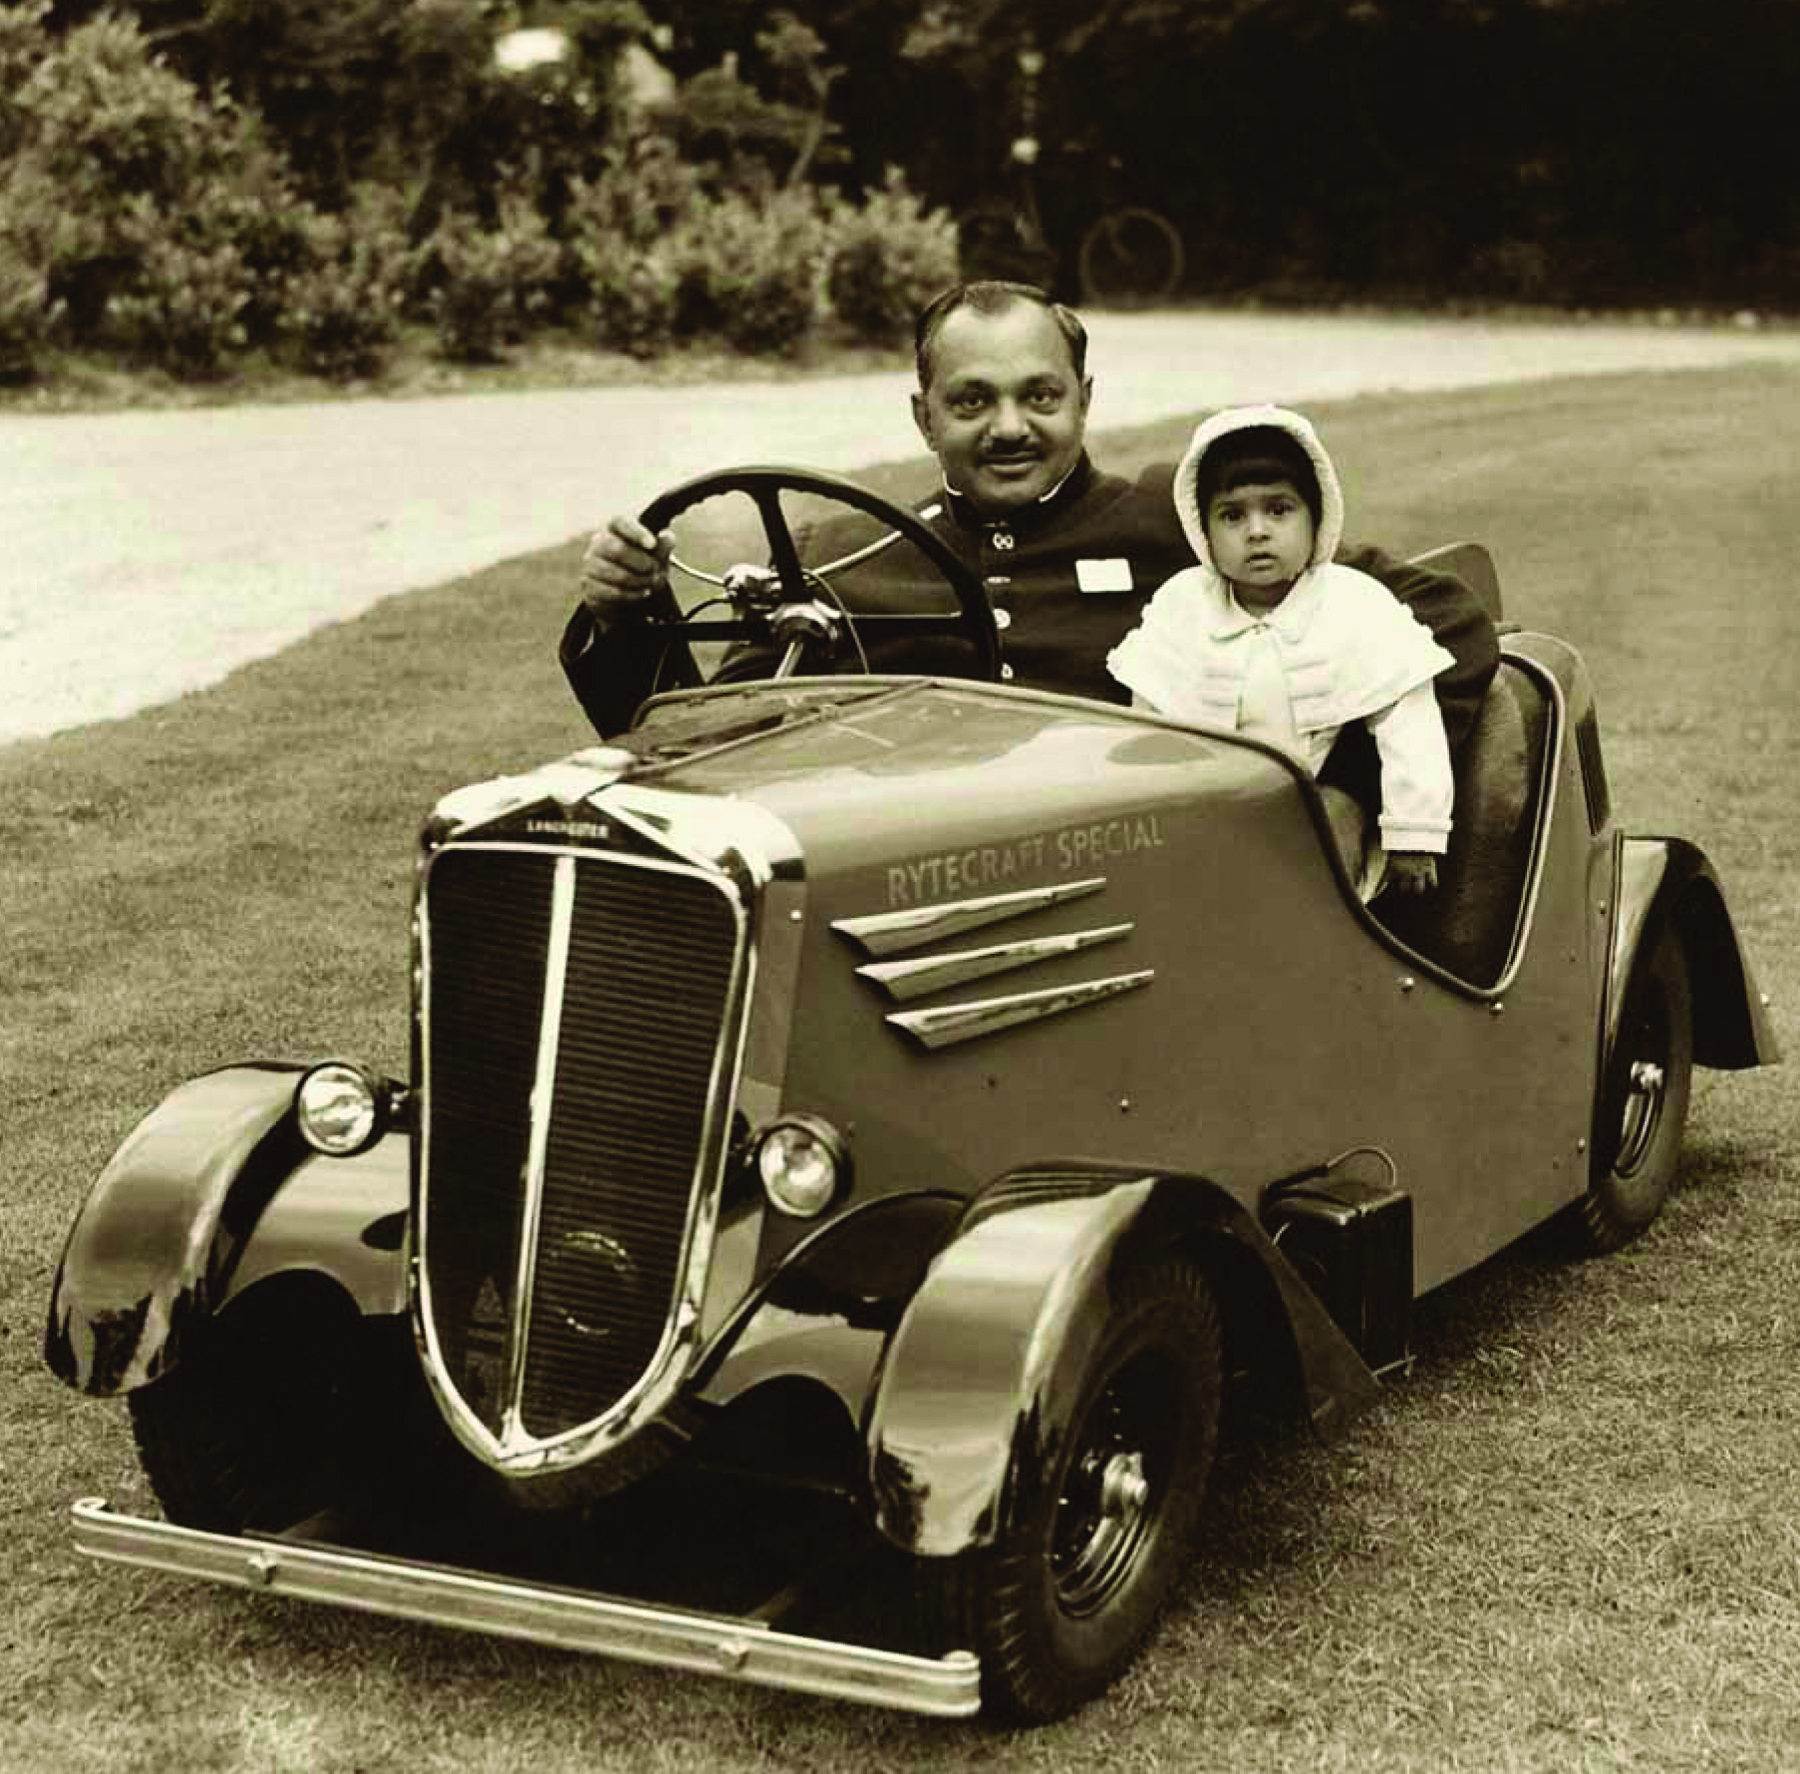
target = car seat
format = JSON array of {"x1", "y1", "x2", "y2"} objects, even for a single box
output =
[{"x1": 1377, "y1": 545, "x2": 1550, "y2": 987}]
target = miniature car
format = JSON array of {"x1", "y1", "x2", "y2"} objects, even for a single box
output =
[{"x1": 46, "y1": 468, "x2": 1778, "y2": 1723}]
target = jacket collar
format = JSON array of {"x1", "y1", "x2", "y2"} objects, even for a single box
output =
[
  {"x1": 1201, "y1": 565, "x2": 1328, "y2": 643},
  {"x1": 940, "y1": 453, "x2": 1095, "y2": 534}
]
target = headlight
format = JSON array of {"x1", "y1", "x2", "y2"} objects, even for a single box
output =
[
  {"x1": 755, "y1": 1114, "x2": 848, "y2": 1218},
  {"x1": 294, "y1": 1061, "x2": 391, "y2": 1157}
]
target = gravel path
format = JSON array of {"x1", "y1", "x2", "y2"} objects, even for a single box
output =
[{"x1": 6, "y1": 308, "x2": 1800, "y2": 748}]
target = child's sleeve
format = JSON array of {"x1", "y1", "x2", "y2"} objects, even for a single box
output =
[
  {"x1": 1365, "y1": 682, "x2": 1453, "y2": 854},
  {"x1": 1105, "y1": 575, "x2": 1198, "y2": 715}
]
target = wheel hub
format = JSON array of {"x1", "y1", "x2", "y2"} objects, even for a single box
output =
[
  {"x1": 1100, "y1": 1451, "x2": 1149, "y2": 1520},
  {"x1": 1055, "y1": 1441, "x2": 1153, "y2": 1615},
  {"x1": 1616, "y1": 1057, "x2": 1666, "y2": 1175}
]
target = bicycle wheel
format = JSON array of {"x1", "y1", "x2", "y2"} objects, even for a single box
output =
[{"x1": 1077, "y1": 207, "x2": 1184, "y2": 308}]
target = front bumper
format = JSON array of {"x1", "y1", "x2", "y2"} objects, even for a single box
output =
[{"x1": 69, "y1": 1498, "x2": 980, "y2": 1717}]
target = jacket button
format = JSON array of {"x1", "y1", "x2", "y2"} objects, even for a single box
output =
[
  {"x1": 995, "y1": 608, "x2": 1013, "y2": 630},
  {"x1": 991, "y1": 528, "x2": 1016, "y2": 552},
  {"x1": 1001, "y1": 663, "x2": 1015, "y2": 681}
]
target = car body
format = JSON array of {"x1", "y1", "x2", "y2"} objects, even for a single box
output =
[{"x1": 45, "y1": 483, "x2": 1778, "y2": 1723}]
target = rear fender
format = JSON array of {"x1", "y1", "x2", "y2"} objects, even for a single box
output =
[
  {"x1": 865, "y1": 1164, "x2": 1381, "y2": 1557},
  {"x1": 1612, "y1": 837, "x2": 1779, "y2": 1072},
  {"x1": 45, "y1": 1064, "x2": 409, "y2": 1397}
]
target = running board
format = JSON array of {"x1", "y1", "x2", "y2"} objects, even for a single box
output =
[{"x1": 69, "y1": 1498, "x2": 980, "y2": 1717}]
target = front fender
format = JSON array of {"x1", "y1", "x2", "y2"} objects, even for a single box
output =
[
  {"x1": 1612, "y1": 837, "x2": 1780, "y2": 1071},
  {"x1": 695, "y1": 1192, "x2": 966, "y2": 1416},
  {"x1": 866, "y1": 1165, "x2": 1381, "y2": 1557},
  {"x1": 45, "y1": 1064, "x2": 410, "y2": 1397}
]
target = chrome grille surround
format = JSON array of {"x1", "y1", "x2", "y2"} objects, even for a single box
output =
[{"x1": 412, "y1": 789, "x2": 803, "y2": 1478}]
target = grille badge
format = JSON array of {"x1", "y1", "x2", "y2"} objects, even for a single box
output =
[
  {"x1": 542, "y1": 1230, "x2": 642, "y2": 1342},
  {"x1": 428, "y1": 749, "x2": 634, "y2": 838}
]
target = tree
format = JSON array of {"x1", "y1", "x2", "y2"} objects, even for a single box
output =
[
  {"x1": 82, "y1": 1, "x2": 649, "y2": 216},
  {"x1": 665, "y1": 11, "x2": 843, "y2": 190}
]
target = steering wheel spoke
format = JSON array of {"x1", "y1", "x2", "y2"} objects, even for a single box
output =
[{"x1": 747, "y1": 485, "x2": 810, "y2": 601}]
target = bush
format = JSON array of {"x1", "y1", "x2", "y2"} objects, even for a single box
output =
[
  {"x1": 1469, "y1": 237, "x2": 1554, "y2": 305},
  {"x1": 105, "y1": 199, "x2": 252, "y2": 378},
  {"x1": 5, "y1": 14, "x2": 235, "y2": 332},
  {"x1": 565, "y1": 137, "x2": 703, "y2": 254},
  {"x1": 0, "y1": 240, "x2": 57, "y2": 382},
  {"x1": 825, "y1": 170, "x2": 958, "y2": 342},
  {"x1": 675, "y1": 188, "x2": 825, "y2": 356},
  {"x1": 0, "y1": 9, "x2": 306, "y2": 376},
  {"x1": 0, "y1": 0, "x2": 51, "y2": 161},
  {"x1": 279, "y1": 195, "x2": 410, "y2": 382},
  {"x1": 219, "y1": 179, "x2": 321, "y2": 351},
  {"x1": 425, "y1": 193, "x2": 561, "y2": 363},
  {"x1": 562, "y1": 147, "x2": 694, "y2": 357},
  {"x1": 582, "y1": 246, "x2": 681, "y2": 359}
]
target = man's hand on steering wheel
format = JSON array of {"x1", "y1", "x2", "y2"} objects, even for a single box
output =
[
  {"x1": 604, "y1": 466, "x2": 1000, "y2": 682},
  {"x1": 630, "y1": 467, "x2": 1000, "y2": 680},
  {"x1": 579, "y1": 515, "x2": 674, "y2": 631}
]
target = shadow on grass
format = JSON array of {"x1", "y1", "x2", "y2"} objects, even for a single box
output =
[{"x1": 1184, "y1": 1110, "x2": 1769, "y2": 1608}]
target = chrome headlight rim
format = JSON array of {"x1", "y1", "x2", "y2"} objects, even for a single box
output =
[
  {"x1": 294, "y1": 1059, "x2": 394, "y2": 1158},
  {"x1": 754, "y1": 1112, "x2": 849, "y2": 1219}
]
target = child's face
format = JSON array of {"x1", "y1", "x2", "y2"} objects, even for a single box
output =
[{"x1": 1203, "y1": 477, "x2": 1315, "y2": 608}]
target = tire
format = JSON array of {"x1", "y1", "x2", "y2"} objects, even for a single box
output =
[
  {"x1": 1569, "y1": 927, "x2": 1694, "y2": 1254},
  {"x1": 1077, "y1": 207, "x2": 1185, "y2": 308},
  {"x1": 129, "y1": 1280, "x2": 420, "y2": 1534},
  {"x1": 918, "y1": 1258, "x2": 1222, "y2": 1723}
]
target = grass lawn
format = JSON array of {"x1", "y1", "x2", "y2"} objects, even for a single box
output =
[{"x1": 3, "y1": 363, "x2": 1797, "y2": 1773}]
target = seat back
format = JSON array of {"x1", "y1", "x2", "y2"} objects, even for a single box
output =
[
  {"x1": 1380, "y1": 661, "x2": 1549, "y2": 987},
  {"x1": 1409, "y1": 541, "x2": 1503, "y2": 625}
]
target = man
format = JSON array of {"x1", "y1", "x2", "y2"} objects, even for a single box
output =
[{"x1": 561, "y1": 281, "x2": 1498, "y2": 768}]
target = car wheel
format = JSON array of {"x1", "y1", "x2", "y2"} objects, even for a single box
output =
[
  {"x1": 1570, "y1": 927, "x2": 1695, "y2": 1254},
  {"x1": 917, "y1": 1259, "x2": 1222, "y2": 1723},
  {"x1": 129, "y1": 1280, "x2": 413, "y2": 1534}
]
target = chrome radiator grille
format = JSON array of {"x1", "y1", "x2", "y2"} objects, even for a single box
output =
[{"x1": 420, "y1": 844, "x2": 742, "y2": 1445}]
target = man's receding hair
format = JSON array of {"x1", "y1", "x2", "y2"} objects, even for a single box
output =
[{"x1": 914, "y1": 281, "x2": 1088, "y2": 390}]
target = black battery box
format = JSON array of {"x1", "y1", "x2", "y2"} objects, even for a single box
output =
[{"x1": 1262, "y1": 1171, "x2": 1413, "y2": 1375}]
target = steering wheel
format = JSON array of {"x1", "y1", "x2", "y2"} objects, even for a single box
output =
[{"x1": 637, "y1": 466, "x2": 1001, "y2": 683}]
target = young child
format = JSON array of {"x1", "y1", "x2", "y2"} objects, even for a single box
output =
[{"x1": 1107, "y1": 404, "x2": 1453, "y2": 896}]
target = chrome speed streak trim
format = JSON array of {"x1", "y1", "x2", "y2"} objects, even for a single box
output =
[
  {"x1": 856, "y1": 925, "x2": 1135, "y2": 1002},
  {"x1": 888, "y1": 970, "x2": 1155, "y2": 1050},
  {"x1": 832, "y1": 878, "x2": 1107, "y2": 957},
  {"x1": 69, "y1": 1500, "x2": 980, "y2": 1717}
]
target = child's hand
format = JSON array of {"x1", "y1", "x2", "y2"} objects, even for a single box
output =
[{"x1": 1386, "y1": 853, "x2": 1439, "y2": 895}]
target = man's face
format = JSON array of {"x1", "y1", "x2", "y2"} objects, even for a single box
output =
[
  {"x1": 1202, "y1": 478, "x2": 1316, "y2": 610},
  {"x1": 911, "y1": 303, "x2": 1092, "y2": 516}
]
